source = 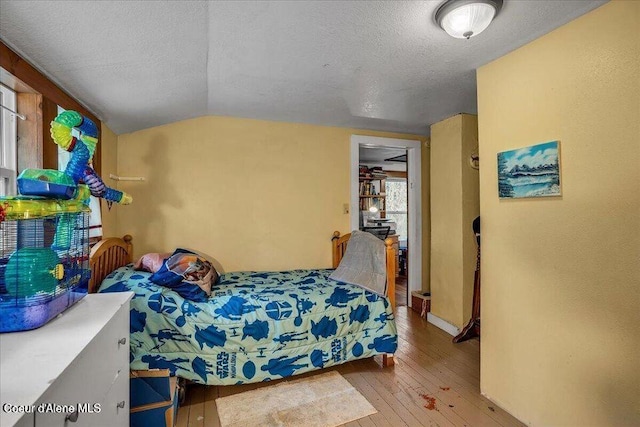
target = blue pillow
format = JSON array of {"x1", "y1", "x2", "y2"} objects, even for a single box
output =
[{"x1": 149, "y1": 248, "x2": 217, "y2": 302}]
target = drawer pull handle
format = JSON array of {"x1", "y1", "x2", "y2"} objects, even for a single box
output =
[
  {"x1": 118, "y1": 337, "x2": 127, "y2": 345},
  {"x1": 117, "y1": 401, "x2": 126, "y2": 409},
  {"x1": 65, "y1": 410, "x2": 79, "y2": 422}
]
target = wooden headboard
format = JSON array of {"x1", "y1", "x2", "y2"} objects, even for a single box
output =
[
  {"x1": 88, "y1": 235, "x2": 133, "y2": 293},
  {"x1": 89, "y1": 232, "x2": 395, "y2": 307},
  {"x1": 331, "y1": 231, "x2": 396, "y2": 308}
]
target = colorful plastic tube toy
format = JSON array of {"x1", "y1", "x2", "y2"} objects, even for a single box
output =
[
  {"x1": 18, "y1": 110, "x2": 132, "y2": 204},
  {"x1": 51, "y1": 110, "x2": 133, "y2": 204}
]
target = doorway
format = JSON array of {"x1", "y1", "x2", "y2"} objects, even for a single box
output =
[
  {"x1": 385, "y1": 176, "x2": 408, "y2": 305},
  {"x1": 350, "y1": 135, "x2": 422, "y2": 308}
]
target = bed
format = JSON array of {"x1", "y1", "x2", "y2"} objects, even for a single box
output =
[{"x1": 90, "y1": 232, "x2": 397, "y2": 385}]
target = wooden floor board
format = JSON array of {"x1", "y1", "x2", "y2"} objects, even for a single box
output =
[
  {"x1": 390, "y1": 320, "x2": 522, "y2": 427},
  {"x1": 377, "y1": 360, "x2": 460, "y2": 427},
  {"x1": 397, "y1": 314, "x2": 481, "y2": 370},
  {"x1": 359, "y1": 363, "x2": 447, "y2": 427},
  {"x1": 396, "y1": 276, "x2": 408, "y2": 306},
  {"x1": 395, "y1": 336, "x2": 481, "y2": 393},
  {"x1": 202, "y1": 386, "x2": 220, "y2": 427},
  {"x1": 356, "y1": 416, "x2": 378, "y2": 427},
  {"x1": 394, "y1": 359, "x2": 487, "y2": 426},
  {"x1": 397, "y1": 323, "x2": 480, "y2": 371},
  {"x1": 399, "y1": 353, "x2": 520, "y2": 427},
  {"x1": 186, "y1": 385, "x2": 205, "y2": 427},
  {"x1": 175, "y1": 307, "x2": 525, "y2": 427},
  {"x1": 175, "y1": 384, "x2": 191, "y2": 427},
  {"x1": 395, "y1": 319, "x2": 481, "y2": 377},
  {"x1": 393, "y1": 318, "x2": 483, "y2": 390},
  {"x1": 344, "y1": 370, "x2": 410, "y2": 427}
]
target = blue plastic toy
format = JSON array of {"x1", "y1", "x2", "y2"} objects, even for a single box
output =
[
  {"x1": 18, "y1": 110, "x2": 132, "y2": 205},
  {"x1": 0, "y1": 110, "x2": 133, "y2": 332}
]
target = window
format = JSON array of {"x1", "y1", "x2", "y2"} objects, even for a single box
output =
[
  {"x1": 0, "y1": 84, "x2": 17, "y2": 196},
  {"x1": 386, "y1": 178, "x2": 408, "y2": 240},
  {"x1": 2, "y1": 42, "x2": 103, "y2": 194}
]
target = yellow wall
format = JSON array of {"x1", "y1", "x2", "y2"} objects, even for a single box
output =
[
  {"x1": 430, "y1": 114, "x2": 479, "y2": 328},
  {"x1": 116, "y1": 116, "x2": 426, "y2": 273},
  {"x1": 421, "y1": 138, "x2": 431, "y2": 292},
  {"x1": 100, "y1": 123, "x2": 118, "y2": 237},
  {"x1": 460, "y1": 115, "x2": 479, "y2": 323},
  {"x1": 477, "y1": 2, "x2": 639, "y2": 425},
  {"x1": 431, "y1": 115, "x2": 464, "y2": 326}
]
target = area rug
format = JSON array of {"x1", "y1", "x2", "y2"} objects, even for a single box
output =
[{"x1": 215, "y1": 370, "x2": 377, "y2": 427}]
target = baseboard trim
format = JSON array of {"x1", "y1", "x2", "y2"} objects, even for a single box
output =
[
  {"x1": 481, "y1": 391, "x2": 530, "y2": 426},
  {"x1": 427, "y1": 313, "x2": 460, "y2": 336}
]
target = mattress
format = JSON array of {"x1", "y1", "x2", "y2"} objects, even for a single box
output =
[{"x1": 99, "y1": 266, "x2": 397, "y2": 385}]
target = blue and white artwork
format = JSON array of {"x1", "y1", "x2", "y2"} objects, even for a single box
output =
[{"x1": 497, "y1": 141, "x2": 561, "y2": 199}]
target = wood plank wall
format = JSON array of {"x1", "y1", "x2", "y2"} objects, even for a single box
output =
[{"x1": 1, "y1": 41, "x2": 102, "y2": 174}]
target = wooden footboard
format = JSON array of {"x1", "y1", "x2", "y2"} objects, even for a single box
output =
[
  {"x1": 332, "y1": 231, "x2": 396, "y2": 367},
  {"x1": 332, "y1": 231, "x2": 396, "y2": 309},
  {"x1": 89, "y1": 235, "x2": 133, "y2": 293}
]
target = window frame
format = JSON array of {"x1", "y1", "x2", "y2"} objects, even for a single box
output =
[
  {"x1": 0, "y1": 84, "x2": 18, "y2": 195},
  {"x1": 0, "y1": 41, "x2": 101, "y2": 176},
  {"x1": 385, "y1": 177, "x2": 408, "y2": 215},
  {"x1": 385, "y1": 177, "x2": 408, "y2": 240}
]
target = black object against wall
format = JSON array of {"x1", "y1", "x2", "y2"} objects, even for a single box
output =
[
  {"x1": 473, "y1": 216, "x2": 480, "y2": 246},
  {"x1": 361, "y1": 226, "x2": 391, "y2": 240},
  {"x1": 453, "y1": 216, "x2": 481, "y2": 343}
]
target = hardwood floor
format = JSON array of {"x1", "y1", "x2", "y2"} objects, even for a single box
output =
[
  {"x1": 176, "y1": 308, "x2": 524, "y2": 427},
  {"x1": 396, "y1": 275, "x2": 408, "y2": 306}
]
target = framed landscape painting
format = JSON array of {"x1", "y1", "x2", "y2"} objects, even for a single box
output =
[{"x1": 497, "y1": 141, "x2": 561, "y2": 199}]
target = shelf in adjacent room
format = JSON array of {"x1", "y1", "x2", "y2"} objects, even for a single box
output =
[{"x1": 359, "y1": 176, "x2": 387, "y2": 181}]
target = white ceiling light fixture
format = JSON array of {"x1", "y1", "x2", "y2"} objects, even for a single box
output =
[{"x1": 435, "y1": 0, "x2": 503, "y2": 39}]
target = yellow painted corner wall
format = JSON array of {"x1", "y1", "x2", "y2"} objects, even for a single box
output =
[
  {"x1": 100, "y1": 123, "x2": 118, "y2": 237},
  {"x1": 477, "y1": 2, "x2": 640, "y2": 425},
  {"x1": 421, "y1": 138, "x2": 431, "y2": 292},
  {"x1": 460, "y1": 114, "x2": 479, "y2": 323},
  {"x1": 115, "y1": 116, "x2": 425, "y2": 273},
  {"x1": 430, "y1": 113, "x2": 479, "y2": 328},
  {"x1": 430, "y1": 114, "x2": 464, "y2": 327}
]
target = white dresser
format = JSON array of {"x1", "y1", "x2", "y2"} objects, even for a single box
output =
[{"x1": 0, "y1": 292, "x2": 133, "y2": 427}]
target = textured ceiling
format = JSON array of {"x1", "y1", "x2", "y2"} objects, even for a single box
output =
[
  {"x1": 0, "y1": 0, "x2": 607, "y2": 135},
  {"x1": 360, "y1": 146, "x2": 406, "y2": 164}
]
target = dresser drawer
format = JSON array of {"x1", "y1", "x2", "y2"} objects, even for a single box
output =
[
  {"x1": 34, "y1": 303, "x2": 129, "y2": 427},
  {"x1": 11, "y1": 414, "x2": 34, "y2": 427},
  {"x1": 95, "y1": 370, "x2": 128, "y2": 427}
]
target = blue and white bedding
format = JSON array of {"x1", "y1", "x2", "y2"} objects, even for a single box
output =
[{"x1": 99, "y1": 266, "x2": 397, "y2": 385}]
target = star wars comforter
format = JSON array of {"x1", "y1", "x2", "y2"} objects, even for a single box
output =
[{"x1": 99, "y1": 266, "x2": 397, "y2": 385}]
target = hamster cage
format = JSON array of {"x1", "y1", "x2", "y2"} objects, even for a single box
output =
[{"x1": 0, "y1": 197, "x2": 91, "y2": 332}]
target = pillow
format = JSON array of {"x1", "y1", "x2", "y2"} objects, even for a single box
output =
[
  {"x1": 134, "y1": 252, "x2": 171, "y2": 273},
  {"x1": 149, "y1": 249, "x2": 219, "y2": 302}
]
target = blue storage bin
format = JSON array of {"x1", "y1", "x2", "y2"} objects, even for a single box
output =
[
  {"x1": 130, "y1": 370, "x2": 179, "y2": 427},
  {"x1": 0, "y1": 197, "x2": 91, "y2": 332}
]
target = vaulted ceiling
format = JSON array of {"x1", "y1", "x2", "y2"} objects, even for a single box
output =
[{"x1": 0, "y1": 0, "x2": 606, "y2": 135}]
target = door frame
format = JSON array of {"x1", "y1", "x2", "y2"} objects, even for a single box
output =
[{"x1": 350, "y1": 135, "x2": 422, "y2": 306}]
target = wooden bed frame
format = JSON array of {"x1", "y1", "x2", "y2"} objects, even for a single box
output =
[
  {"x1": 88, "y1": 234, "x2": 133, "y2": 294},
  {"x1": 89, "y1": 231, "x2": 395, "y2": 366},
  {"x1": 331, "y1": 231, "x2": 396, "y2": 309}
]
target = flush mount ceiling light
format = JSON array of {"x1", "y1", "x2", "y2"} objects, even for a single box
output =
[{"x1": 435, "y1": 0, "x2": 503, "y2": 39}]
